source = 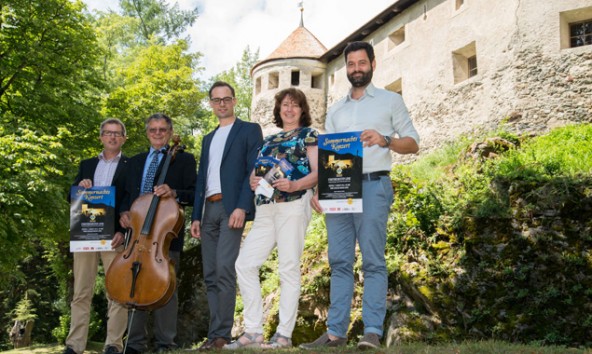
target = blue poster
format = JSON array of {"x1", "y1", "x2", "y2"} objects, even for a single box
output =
[
  {"x1": 318, "y1": 131, "x2": 363, "y2": 213},
  {"x1": 70, "y1": 186, "x2": 116, "y2": 252}
]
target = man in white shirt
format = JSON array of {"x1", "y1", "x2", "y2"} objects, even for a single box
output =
[
  {"x1": 302, "y1": 41, "x2": 420, "y2": 351},
  {"x1": 190, "y1": 81, "x2": 263, "y2": 350}
]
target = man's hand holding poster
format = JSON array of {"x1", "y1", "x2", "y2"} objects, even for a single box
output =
[
  {"x1": 70, "y1": 186, "x2": 116, "y2": 252},
  {"x1": 317, "y1": 131, "x2": 363, "y2": 213}
]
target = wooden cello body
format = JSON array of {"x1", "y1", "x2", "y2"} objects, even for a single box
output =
[{"x1": 106, "y1": 139, "x2": 183, "y2": 310}]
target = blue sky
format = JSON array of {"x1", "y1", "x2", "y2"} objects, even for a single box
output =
[{"x1": 82, "y1": 0, "x2": 394, "y2": 80}]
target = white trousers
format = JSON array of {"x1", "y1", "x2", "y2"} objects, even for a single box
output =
[{"x1": 235, "y1": 190, "x2": 312, "y2": 338}]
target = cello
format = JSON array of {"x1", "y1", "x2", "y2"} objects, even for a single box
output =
[{"x1": 105, "y1": 137, "x2": 184, "y2": 310}]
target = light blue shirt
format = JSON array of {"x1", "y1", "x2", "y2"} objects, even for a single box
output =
[{"x1": 326, "y1": 83, "x2": 419, "y2": 173}]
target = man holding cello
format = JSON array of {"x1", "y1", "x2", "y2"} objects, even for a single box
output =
[{"x1": 117, "y1": 113, "x2": 197, "y2": 354}]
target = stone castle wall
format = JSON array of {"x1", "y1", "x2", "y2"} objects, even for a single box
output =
[{"x1": 252, "y1": 0, "x2": 592, "y2": 157}]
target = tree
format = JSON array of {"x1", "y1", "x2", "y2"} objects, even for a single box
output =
[
  {"x1": 0, "y1": 0, "x2": 104, "y2": 139},
  {"x1": 102, "y1": 39, "x2": 206, "y2": 154},
  {"x1": 0, "y1": 0, "x2": 108, "y2": 345},
  {"x1": 210, "y1": 46, "x2": 260, "y2": 121},
  {"x1": 0, "y1": 0, "x2": 104, "y2": 279},
  {"x1": 119, "y1": 0, "x2": 198, "y2": 44}
]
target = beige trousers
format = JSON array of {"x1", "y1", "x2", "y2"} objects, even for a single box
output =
[{"x1": 65, "y1": 250, "x2": 128, "y2": 353}]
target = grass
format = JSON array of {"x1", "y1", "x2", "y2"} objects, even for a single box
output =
[{"x1": 2, "y1": 341, "x2": 589, "y2": 354}]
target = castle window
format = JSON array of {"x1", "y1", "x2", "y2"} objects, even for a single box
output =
[
  {"x1": 570, "y1": 20, "x2": 592, "y2": 47},
  {"x1": 388, "y1": 26, "x2": 405, "y2": 51},
  {"x1": 452, "y1": 41, "x2": 478, "y2": 84},
  {"x1": 330, "y1": 73, "x2": 335, "y2": 87},
  {"x1": 269, "y1": 72, "x2": 279, "y2": 90},
  {"x1": 312, "y1": 73, "x2": 323, "y2": 89},
  {"x1": 255, "y1": 77, "x2": 261, "y2": 95},
  {"x1": 468, "y1": 55, "x2": 478, "y2": 77},
  {"x1": 455, "y1": 0, "x2": 465, "y2": 10},
  {"x1": 560, "y1": 6, "x2": 592, "y2": 49},
  {"x1": 291, "y1": 70, "x2": 300, "y2": 86},
  {"x1": 385, "y1": 78, "x2": 403, "y2": 96}
]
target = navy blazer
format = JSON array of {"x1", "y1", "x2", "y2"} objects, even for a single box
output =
[
  {"x1": 121, "y1": 149, "x2": 197, "y2": 252},
  {"x1": 71, "y1": 155, "x2": 129, "y2": 234},
  {"x1": 192, "y1": 118, "x2": 263, "y2": 222}
]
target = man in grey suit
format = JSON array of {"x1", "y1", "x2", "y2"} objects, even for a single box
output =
[{"x1": 190, "y1": 81, "x2": 263, "y2": 351}]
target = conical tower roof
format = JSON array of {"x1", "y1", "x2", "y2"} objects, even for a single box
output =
[
  {"x1": 252, "y1": 24, "x2": 327, "y2": 73},
  {"x1": 266, "y1": 25, "x2": 327, "y2": 60}
]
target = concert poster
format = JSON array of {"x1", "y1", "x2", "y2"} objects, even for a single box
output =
[
  {"x1": 69, "y1": 186, "x2": 116, "y2": 252},
  {"x1": 254, "y1": 156, "x2": 294, "y2": 198},
  {"x1": 318, "y1": 131, "x2": 363, "y2": 213}
]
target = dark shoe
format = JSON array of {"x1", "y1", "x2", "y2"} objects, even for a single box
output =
[
  {"x1": 122, "y1": 347, "x2": 141, "y2": 354},
  {"x1": 357, "y1": 333, "x2": 381, "y2": 350},
  {"x1": 63, "y1": 347, "x2": 78, "y2": 354},
  {"x1": 154, "y1": 345, "x2": 176, "y2": 353},
  {"x1": 104, "y1": 345, "x2": 121, "y2": 354},
  {"x1": 299, "y1": 332, "x2": 347, "y2": 350}
]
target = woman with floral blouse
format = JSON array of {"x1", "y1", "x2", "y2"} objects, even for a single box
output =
[{"x1": 224, "y1": 88, "x2": 318, "y2": 349}]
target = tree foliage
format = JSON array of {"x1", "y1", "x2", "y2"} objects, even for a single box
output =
[
  {"x1": 102, "y1": 38, "x2": 205, "y2": 154},
  {"x1": 0, "y1": 0, "x2": 209, "y2": 346},
  {"x1": 210, "y1": 46, "x2": 259, "y2": 121},
  {"x1": 0, "y1": 0, "x2": 104, "y2": 139},
  {"x1": 119, "y1": 0, "x2": 198, "y2": 43}
]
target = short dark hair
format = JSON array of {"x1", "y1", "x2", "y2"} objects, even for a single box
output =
[
  {"x1": 343, "y1": 41, "x2": 375, "y2": 63},
  {"x1": 145, "y1": 113, "x2": 173, "y2": 131},
  {"x1": 100, "y1": 118, "x2": 126, "y2": 136},
  {"x1": 209, "y1": 81, "x2": 235, "y2": 98},
  {"x1": 272, "y1": 88, "x2": 312, "y2": 128}
]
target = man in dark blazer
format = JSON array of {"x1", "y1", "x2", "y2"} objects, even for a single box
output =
[
  {"x1": 190, "y1": 81, "x2": 263, "y2": 350},
  {"x1": 64, "y1": 118, "x2": 129, "y2": 354},
  {"x1": 119, "y1": 113, "x2": 197, "y2": 354}
]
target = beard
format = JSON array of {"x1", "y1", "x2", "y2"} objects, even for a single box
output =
[{"x1": 347, "y1": 69, "x2": 373, "y2": 88}]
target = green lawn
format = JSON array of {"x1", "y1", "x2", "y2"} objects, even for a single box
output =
[{"x1": 2, "y1": 341, "x2": 589, "y2": 354}]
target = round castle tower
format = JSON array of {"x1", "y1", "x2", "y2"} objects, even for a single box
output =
[{"x1": 250, "y1": 9, "x2": 327, "y2": 135}]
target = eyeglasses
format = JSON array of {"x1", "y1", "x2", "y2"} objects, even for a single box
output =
[
  {"x1": 210, "y1": 97, "x2": 234, "y2": 105},
  {"x1": 147, "y1": 127, "x2": 169, "y2": 134},
  {"x1": 101, "y1": 130, "x2": 124, "y2": 137}
]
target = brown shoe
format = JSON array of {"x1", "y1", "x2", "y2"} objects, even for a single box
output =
[
  {"x1": 199, "y1": 337, "x2": 229, "y2": 351},
  {"x1": 212, "y1": 338, "x2": 229, "y2": 349},
  {"x1": 198, "y1": 339, "x2": 214, "y2": 351}
]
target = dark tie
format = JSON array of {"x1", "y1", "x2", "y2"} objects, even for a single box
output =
[{"x1": 142, "y1": 150, "x2": 160, "y2": 194}]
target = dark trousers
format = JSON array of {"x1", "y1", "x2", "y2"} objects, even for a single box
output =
[
  {"x1": 200, "y1": 201, "x2": 244, "y2": 340},
  {"x1": 126, "y1": 250, "x2": 181, "y2": 352}
]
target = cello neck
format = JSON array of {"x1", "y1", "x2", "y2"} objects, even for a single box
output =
[{"x1": 140, "y1": 138, "x2": 182, "y2": 236}]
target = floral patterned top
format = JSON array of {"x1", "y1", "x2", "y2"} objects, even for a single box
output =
[{"x1": 255, "y1": 126, "x2": 318, "y2": 205}]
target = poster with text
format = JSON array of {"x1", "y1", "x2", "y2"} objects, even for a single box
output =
[
  {"x1": 254, "y1": 156, "x2": 294, "y2": 198},
  {"x1": 318, "y1": 131, "x2": 363, "y2": 213},
  {"x1": 70, "y1": 186, "x2": 116, "y2": 252}
]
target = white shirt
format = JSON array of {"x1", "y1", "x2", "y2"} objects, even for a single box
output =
[
  {"x1": 206, "y1": 123, "x2": 234, "y2": 197},
  {"x1": 326, "y1": 83, "x2": 420, "y2": 173},
  {"x1": 94, "y1": 151, "x2": 122, "y2": 186}
]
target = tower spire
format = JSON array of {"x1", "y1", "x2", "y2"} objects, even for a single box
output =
[{"x1": 298, "y1": 1, "x2": 304, "y2": 27}]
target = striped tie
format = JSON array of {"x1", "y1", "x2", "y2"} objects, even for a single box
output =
[{"x1": 142, "y1": 150, "x2": 160, "y2": 194}]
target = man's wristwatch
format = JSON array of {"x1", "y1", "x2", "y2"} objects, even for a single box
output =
[{"x1": 383, "y1": 135, "x2": 392, "y2": 148}]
